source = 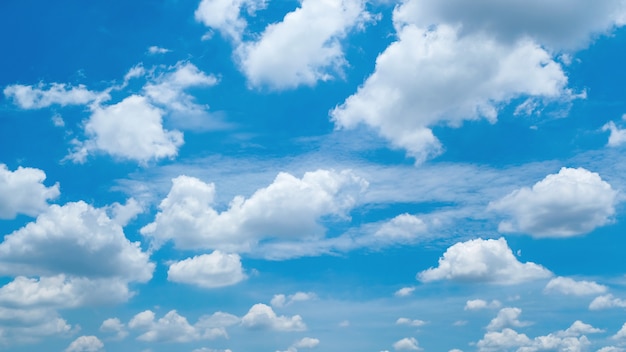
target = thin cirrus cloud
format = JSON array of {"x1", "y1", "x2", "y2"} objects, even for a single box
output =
[{"x1": 488, "y1": 167, "x2": 618, "y2": 238}]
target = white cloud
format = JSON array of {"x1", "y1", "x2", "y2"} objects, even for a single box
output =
[
  {"x1": 128, "y1": 310, "x2": 232, "y2": 343},
  {"x1": 396, "y1": 318, "x2": 427, "y2": 327},
  {"x1": 65, "y1": 336, "x2": 104, "y2": 352},
  {"x1": 486, "y1": 308, "x2": 531, "y2": 331},
  {"x1": 393, "y1": 337, "x2": 421, "y2": 351},
  {"x1": 477, "y1": 328, "x2": 531, "y2": 352},
  {"x1": 613, "y1": 323, "x2": 626, "y2": 340},
  {"x1": 393, "y1": 0, "x2": 626, "y2": 51},
  {"x1": 598, "y1": 347, "x2": 626, "y2": 352},
  {"x1": 418, "y1": 237, "x2": 552, "y2": 285},
  {"x1": 0, "y1": 201, "x2": 154, "y2": 282},
  {"x1": 235, "y1": 0, "x2": 373, "y2": 89},
  {"x1": 0, "y1": 164, "x2": 59, "y2": 219},
  {"x1": 100, "y1": 317, "x2": 128, "y2": 340},
  {"x1": 0, "y1": 307, "x2": 74, "y2": 344},
  {"x1": 464, "y1": 299, "x2": 501, "y2": 311},
  {"x1": 107, "y1": 198, "x2": 144, "y2": 227},
  {"x1": 271, "y1": 292, "x2": 316, "y2": 308},
  {"x1": 293, "y1": 337, "x2": 320, "y2": 349},
  {"x1": 331, "y1": 22, "x2": 571, "y2": 162},
  {"x1": 195, "y1": 0, "x2": 267, "y2": 42},
  {"x1": 168, "y1": 251, "x2": 247, "y2": 288},
  {"x1": 141, "y1": 169, "x2": 367, "y2": 254},
  {"x1": 4, "y1": 83, "x2": 103, "y2": 109},
  {"x1": 147, "y1": 46, "x2": 170, "y2": 54},
  {"x1": 241, "y1": 303, "x2": 306, "y2": 331},
  {"x1": 603, "y1": 118, "x2": 626, "y2": 147},
  {"x1": 589, "y1": 294, "x2": 626, "y2": 310},
  {"x1": 374, "y1": 214, "x2": 428, "y2": 242},
  {"x1": 68, "y1": 95, "x2": 184, "y2": 164},
  {"x1": 560, "y1": 320, "x2": 604, "y2": 336},
  {"x1": 394, "y1": 287, "x2": 415, "y2": 297},
  {"x1": 489, "y1": 167, "x2": 618, "y2": 237},
  {"x1": 544, "y1": 277, "x2": 608, "y2": 296}
]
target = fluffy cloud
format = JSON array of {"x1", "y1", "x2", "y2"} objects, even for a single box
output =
[
  {"x1": 168, "y1": 251, "x2": 247, "y2": 288},
  {"x1": 393, "y1": 337, "x2": 421, "y2": 351},
  {"x1": 195, "y1": 0, "x2": 267, "y2": 42},
  {"x1": 418, "y1": 238, "x2": 551, "y2": 285},
  {"x1": 128, "y1": 310, "x2": 235, "y2": 342},
  {"x1": 3, "y1": 83, "x2": 103, "y2": 109},
  {"x1": 0, "y1": 307, "x2": 74, "y2": 344},
  {"x1": 589, "y1": 294, "x2": 626, "y2": 310},
  {"x1": 603, "y1": 115, "x2": 626, "y2": 147},
  {"x1": 241, "y1": 303, "x2": 306, "y2": 331},
  {"x1": 100, "y1": 318, "x2": 128, "y2": 340},
  {"x1": 613, "y1": 323, "x2": 626, "y2": 340},
  {"x1": 464, "y1": 299, "x2": 501, "y2": 311},
  {"x1": 278, "y1": 337, "x2": 320, "y2": 352},
  {"x1": 477, "y1": 328, "x2": 531, "y2": 352},
  {"x1": 489, "y1": 167, "x2": 618, "y2": 237},
  {"x1": 331, "y1": 22, "x2": 570, "y2": 162},
  {"x1": 235, "y1": 0, "x2": 373, "y2": 89},
  {"x1": 396, "y1": 318, "x2": 426, "y2": 327},
  {"x1": 141, "y1": 169, "x2": 367, "y2": 254},
  {"x1": 394, "y1": 287, "x2": 415, "y2": 297},
  {"x1": 486, "y1": 308, "x2": 530, "y2": 331},
  {"x1": 373, "y1": 214, "x2": 428, "y2": 242},
  {"x1": 271, "y1": 292, "x2": 316, "y2": 308},
  {"x1": 65, "y1": 336, "x2": 104, "y2": 352},
  {"x1": 0, "y1": 164, "x2": 59, "y2": 219},
  {"x1": 544, "y1": 277, "x2": 608, "y2": 296},
  {"x1": 0, "y1": 201, "x2": 154, "y2": 281}
]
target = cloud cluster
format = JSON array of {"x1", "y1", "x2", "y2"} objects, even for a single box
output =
[
  {"x1": 128, "y1": 310, "x2": 237, "y2": 342},
  {"x1": 418, "y1": 238, "x2": 552, "y2": 285},
  {"x1": 0, "y1": 164, "x2": 59, "y2": 219},
  {"x1": 489, "y1": 167, "x2": 618, "y2": 237}
]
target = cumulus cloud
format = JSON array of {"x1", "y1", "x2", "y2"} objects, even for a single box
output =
[
  {"x1": 393, "y1": 337, "x2": 421, "y2": 351},
  {"x1": 65, "y1": 336, "x2": 104, "y2": 352},
  {"x1": 4, "y1": 83, "x2": 103, "y2": 109},
  {"x1": 394, "y1": 287, "x2": 416, "y2": 297},
  {"x1": 277, "y1": 337, "x2": 320, "y2": 352},
  {"x1": 0, "y1": 307, "x2": 75, "y2": 344},
  {"x1": 589, "y1": 294, "x2": 626, "y2": 310},
  {"x1": 418, "y1": 237, "x2": 551, "y2": 285},
  {"x1": 464, "y1": 299, "x2": 501, "y2": 311},
  {"x1": 168, "y1": 251, "x2": 247, "y2": 288},
  {"x1": 489, "y1": 167, "x2": 618, "y2": 237},
  {"x1": 235, "y1": 0, "x2": 373, "y2": 89},
  {"x1": 603, "y1": 115, "x2": 626, "y2": 147},
  {"x1": 477, "y1": 328, "x2": 531, "y2": 352},
  {"x1": 396, "y1": 318, "x2": 427, "y2": 327},
  {"x1": 100, "y1": 317, "x2": 128, "y2": 340},
  {"x1": 613, "y1": 323, "x2": 626, "y2": 340},
  {"x1": 544, "y1": 277, "x2": 608, "y2": 296},
  {"x1": 128, "y1": 310, "x2": 235, "y2": 342},
  {"x1": 271, "y1": 292, "x2": 316, "y2": 308},
  {"x1": 374, "y1": 214, "x2": 428, "y2": 242},
  {"x1": 241, "y1": 303, "x2": 306, "y2": 331},
  {"x1": 195, "y1": 0, "x2": 267, "y2": 42},
  {"x1": 486, "y1": 308, "x2": 531, "y2": 331},
  {"x1": 0, "y1": 164, "x2": 60, "y2": 219},
  {"x1": 141, "y1": 169, "x2": 367, "y2": 254}
]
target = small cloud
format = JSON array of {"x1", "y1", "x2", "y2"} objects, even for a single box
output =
[
  {"x1": 147, "y1": 46, "x2": 171, "y2": 55},
  {"x1": 394, "y1": 287, "x2": 415, "y2": 297}
]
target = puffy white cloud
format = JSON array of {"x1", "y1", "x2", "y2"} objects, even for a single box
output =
[
  {"x1": 65, "y1": 336, "x2": 104, "y2": 352},
  {"x1": 589, "y1": 294, "x2": 626, "y2": 310},
  {"x1": 0, "y1": 201, "x2": 154, "y2": 282},
  {"x1": 374, "y1": 214, "x2": 428, "y2": 242},
  {"x1": 107, "y1": 198, "x2": 144, "y2": 227},
  {"x1": 394, "y1": 287, "x2": 415, "y2": 297},
  {"x1": 0, "y1": 307, "x2": 74, "y2": 344},
  {"x1": 464, "y1": 299, "x2": 501, "y2": 311},
  {"x1": 141, "y1": 169, "x2": 367, "y2": 254},
  {"x1": 128, "y1": 310, "x2": 232, "y2": 343},
  {"x1": 100, "y1": 317, "x2": 128, "y2": 340},
  {"x1": 477, "y1": 328, "x2": 531, "y2": 352},
  {"x1": 0, "y1": 164, "x2": 59, "y2": 219},
  {"x1": 271, "y1": 292, "x2": 316, "y2": 308},
  {"x1": 486, "y1": 308, "x2": 530, "y2": 331},
  {"x1": 560, "y1": 320, "x2": 604, "y2": 336},
  {"x1": 147, "y1": 46, "x2": 170, "y2": 54},
  {"x1": 168, "y1": 251, "x2": 247, "y2": 288},
  {"x1": 68, "y1": 95, "x2": 183, "y2": 164},
  {"x1": 598, "y1": 347, "x2": 626, "y2": 352},
  {"x1": 4, "y1": 83, "x2": 103, "y2": 109},
  {"x1": 331, "y1": 22, "x2": 570, "y2": 162},
  {"x1": 393, "y1": 337, "x2": 421, "y2": 351},
  {"x1": 396, "y1": 318, "x2": 426, "y2": 327},
  {"x1": 195, "y1": 0, "x2": 267, "y2": 42},
  {"x1": 613, "y1": 323, "x2": 626, "y2": 340},
  {"x1": 393, "y1": 0, "x2": 626, "y2": 51},
  {"x1": 235, "y1": 0, "x2": 373, "y2": 89},
  {"x1": 241, "y1": 303, "x2": 306, "y2": 331},
  {"x1": 603, "y1": 116, "x2": 626, "y2": 147},
  {"x1": 489, "y1": 167, "x2": 618, "y2": 237},
  {"x1": 544, "y1": 277, "x2": 608, "y2": 296},
  {"x1": 278, "y1": 337, "x2": 321, "y2": 352},
  {"x1": 418, "y1": 237, "x2": 551, "y2": 285}
]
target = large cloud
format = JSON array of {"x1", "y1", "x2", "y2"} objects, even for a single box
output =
[
  {"x1": 128, "y1": 310, "x2": 236, "y2": 342},
  {"x1": 235, "y1": 0, "x2": 372, "y2": 89},
  {"x1": 141, "y1": 169, "x2": 367, "y2": 253},
  {"x1": 168, "y1": 251, "x2": 247, "y2": 288},
  {"x1": 418, "y1": 238, "x2": 552, "y2": 285},
  {"x1": 488, "y1": 167, "x2": 618, "y2": 237},
  {"x1": 0, "y1": 164, "x2": 59, "y2": 219}
]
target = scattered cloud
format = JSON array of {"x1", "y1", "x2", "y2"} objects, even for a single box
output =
[
  {"x1": 147, "y1": 46, "x2": 171, "y2": 54},
  {"x1": 589, "y1": 294, "x2": 626, "y2": 310},
  {"x1": 489, "y1": 167, "x2": 618, "y2": 237},
  {"x1": 277, "y1": 337, "x2": 320, "y2": 352},
  {"x1": 65, "y1": 336, "x2": 104, "y2": 352},
  {"x1": 486, "y1": 307, "x2": 531, "y2": 331},
  {"x1": 168, "y1": 251, "x2": 247, "y2": 288},
  {"x1": 241, "y1": 303, "x2": 306, "y2": 331},
  {"x1": 603, "y1": 115, "x2": 626, "y2": 147},
  {"x1": 195, "y1": 0, "x2": 267, "y2": 42},
  {"x1": 544, "y1": 277, "x2": 608, "y2": 296},
  {"x1": 128, "y1": 310, "x2": 233, "y2": 342},
  {"x1": 613, "y1": 323, "x2": 626, "y2": 340},
  {"x1": 271, "y1": 292, "x2": 316, "y2": 308},
  {"x1": 100, "y1": 317, "x2": 128, "y2": 340},
  {"x1": 394, "y1": 287, "x2": 415, "y2": 297},
  {"x1": 4, "y1": 83, "x2": 104, "y2": 109},
  {"x1": 418, "y1": 238, "x2": 552, "y2": 285},
  {"x1": 396, "y1": 318, "x2": 427, "y2": 327},
  {"x1": 0, "y1": 164, "x2": 60, "y2": 219},
  {"x1": 393, "y1": 337, "x2": 421, "y2": 351},
  {"x1": 464, "y1": 299, "x2": 501, "y2": 311}
]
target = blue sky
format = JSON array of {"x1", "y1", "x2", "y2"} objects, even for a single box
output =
[{"x1": 2, "y1": 0, "x2": 626, "y2": 351}]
